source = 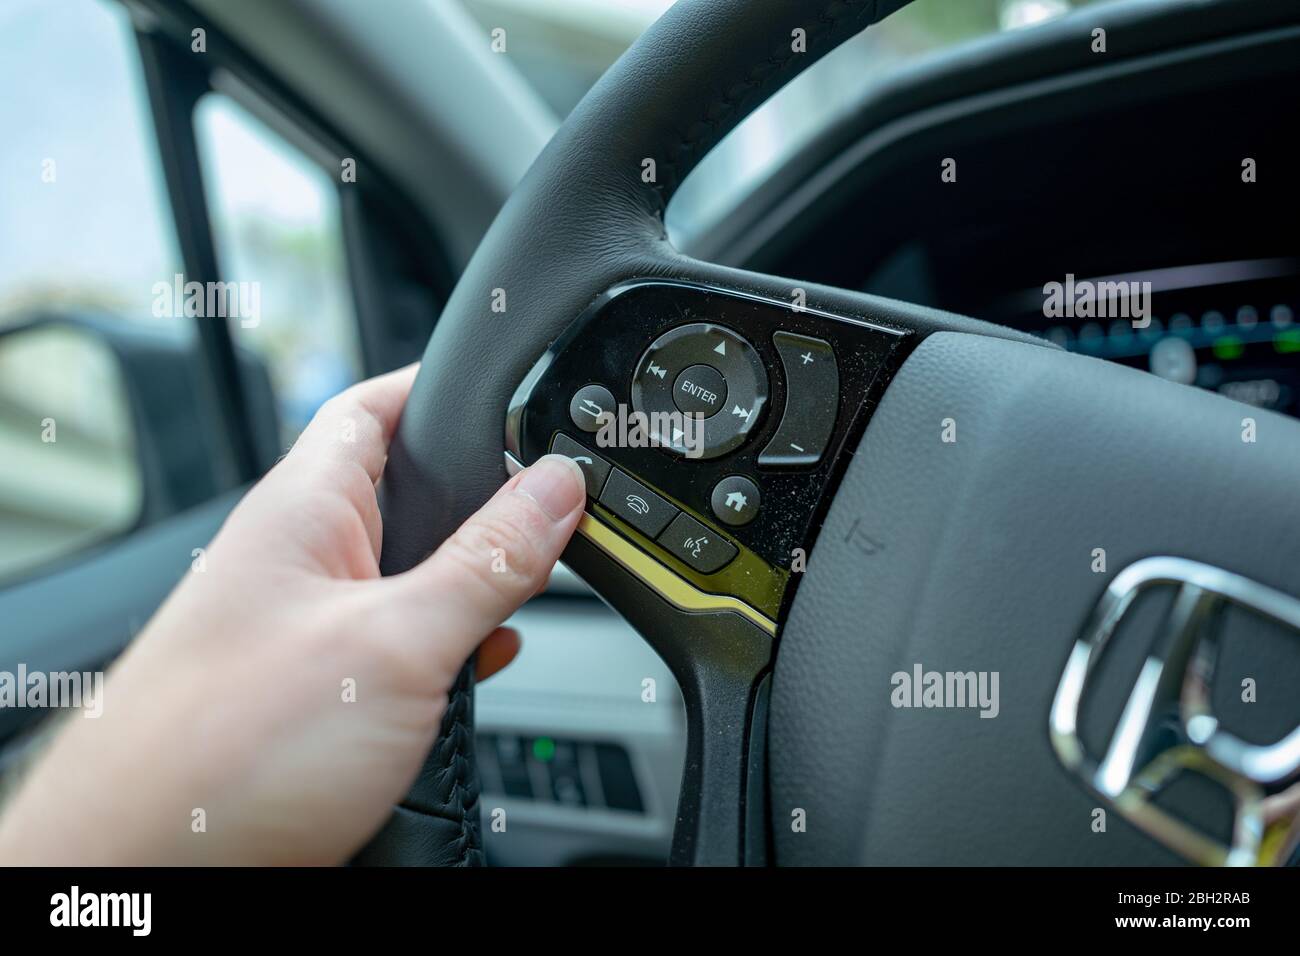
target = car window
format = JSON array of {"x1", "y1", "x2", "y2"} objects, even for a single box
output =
[
  {"x1": 0, "y1": 0, "x2": 184, "y2": 583},
  {"x1": 457, "y1": 0, "x2": 1126, "y2": 236},
  {"x1": 0, "y1": 0, "x2": 185, "y2": 331},
  {"x1": 461, "y1": 0, "x2": 1123, "y2": 116},
  {"x1": 194, "y1": 95, "x2": 364, "y2": 446}
]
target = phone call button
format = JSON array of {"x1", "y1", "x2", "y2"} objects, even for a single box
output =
[
  {"x1": 550, "y1": 433, "x2": 612, "y2": 498},
  {"x1": 597, "y1": 469, "x2": 677, "y2": 538}
]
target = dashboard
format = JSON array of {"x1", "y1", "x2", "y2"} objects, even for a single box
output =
[{"x1": 695, "y1": 6, "x2": 1300, "y2": 422}]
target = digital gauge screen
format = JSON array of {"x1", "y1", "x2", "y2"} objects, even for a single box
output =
[{"x1": 1003, "y1": 259, "x2": 1300, "y2": 418}]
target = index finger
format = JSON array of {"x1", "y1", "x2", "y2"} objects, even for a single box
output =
[{"x1": 285, "y1": 363, "x2": 420, "y2": 484}]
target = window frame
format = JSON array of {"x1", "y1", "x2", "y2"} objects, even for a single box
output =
[{"x1": 122, "y1": 0, "x2": 456, "y2": 480}]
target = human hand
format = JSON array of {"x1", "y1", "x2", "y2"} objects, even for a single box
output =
[{"x1": 0, "y1": 364, "x2": 587, "y2": 865}]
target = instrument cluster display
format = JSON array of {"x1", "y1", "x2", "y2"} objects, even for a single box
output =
[{"x1": 1009, "y1": 260, "x2": 1300, "y2": 418}]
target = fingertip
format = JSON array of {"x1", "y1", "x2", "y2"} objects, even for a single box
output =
[
  {"x1": 514, "y1": 454, "x2": 586, "y2": 521},
  {"x1": 394, "y1": 454, "x2": 585, "y2": 664}
]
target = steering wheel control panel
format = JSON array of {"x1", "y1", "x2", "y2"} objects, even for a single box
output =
[{"x1": 506, "y1": 280, "x2": 907, "y2": 630}]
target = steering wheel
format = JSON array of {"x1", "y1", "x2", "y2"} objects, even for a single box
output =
[{"x1": 355, "y1": 0, "x2": 1300, "y2": 866}]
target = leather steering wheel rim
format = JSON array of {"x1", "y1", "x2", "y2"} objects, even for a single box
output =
[
  {"x1": 357, "y1": 0, "x2": 925, "y2": 867},
  {"x1": 356, "y1": 0, "x2": 1300, "y2": 867}
]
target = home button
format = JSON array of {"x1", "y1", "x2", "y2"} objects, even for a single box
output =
[{"x1": 710, "y1": 475, "x2": 760, "y2": 527}]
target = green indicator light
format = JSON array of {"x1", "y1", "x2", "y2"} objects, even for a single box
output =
[
  {"x1": 1212, "y1": 336, "x2": 1244, "y2": 361},
  {"x1": 1276, "y1": 330, "x2": 1300, "y2": 355},
  {"x1": 533, "y1": 737, "x2": 556, "y2": 763}
]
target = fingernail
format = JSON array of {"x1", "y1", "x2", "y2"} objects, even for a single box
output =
[{"x1": 515, "y1": 454, "x2": 586, "y2": 520}]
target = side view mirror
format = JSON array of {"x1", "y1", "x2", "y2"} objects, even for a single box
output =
[
  {"x1": 0, "y1": 312, "x2": 280, "y2": 586},
  {"x1": 0, "y1": 319, "x2": 141, "y2": 583}
]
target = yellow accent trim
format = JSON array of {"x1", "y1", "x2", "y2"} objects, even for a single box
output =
[{"x1": 576, "y1": 513, "x2": 777, "y2": 636}]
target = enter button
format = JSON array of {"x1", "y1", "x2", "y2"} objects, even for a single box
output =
[{"x1": 672, "y1": 364, "x2": 727, "y2": 417}]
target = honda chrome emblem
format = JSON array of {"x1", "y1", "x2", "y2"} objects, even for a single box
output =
[{"x1": 1051, "y1": 556, "x2": 1300, "y2": 866}]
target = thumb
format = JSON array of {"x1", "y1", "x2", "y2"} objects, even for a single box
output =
[{"x1": 393, "y1": 454, "x2": 587, "y2": 667}]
